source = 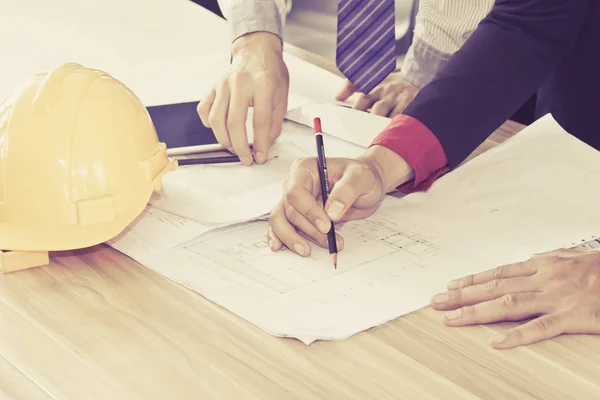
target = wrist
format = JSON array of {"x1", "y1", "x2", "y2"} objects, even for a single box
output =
[
  {"x1": 359, "y1": 145, "x2": 415, "y2": 193},
  {"x1": 232, "y1": 32, "x2": 283, "y2": 58}
]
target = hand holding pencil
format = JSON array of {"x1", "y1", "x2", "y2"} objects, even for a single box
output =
[{"x1": 267, "y1": 117, "x2": 388, "y2": 265}]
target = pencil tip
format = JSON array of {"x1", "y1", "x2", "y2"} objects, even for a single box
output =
[{"x1": 332, "y1": 253, "x2": 338, "y2": 269}]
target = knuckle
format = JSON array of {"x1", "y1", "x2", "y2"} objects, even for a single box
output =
[
  {"x1": 501, "y1": 294, "x2": 522, "y2": 309},
  {"x1": 485, "y1": 279, "x2": 500, "y2": 295},
  {"x1": 229, "y1": 71, "x2": 251, "y2": 86},
  {"x1": 374, "y1": 99, "x2": 392, "y2": 109},
  {"x1": 283, "y1": 202, "x2": 299, "y2": 224},
  {"x1": 534, "y1": 316, "x2": 557, "y2": 335},
  {"x1": 304, "y1": 206, "x2": 318, "y2": 223},
  {"x1": 330, "y1": 168, "x2": 344, "y2": 184},
  {"x1": 493, "y1": 266, "x2": 506, "y2": 280},
  {"x1": 388, "y1": 83, "x2": 403, "y2": 94},
  {"x1": 451, "y1": 289, "x2": 463, "y2": 303},
  {"x1": 357, "y1": 93, "x2": 371, "y2": 103},
  {"x1": 463, "y1": 275, "x2": 474, "y2": 287},
  {"x1": 347, "y1": 163, "x2": 369, "y2": 181},
  {"x1": 462, "y1": 306, "x2": 475, "y2": 317},
  {"x1": 283, "y1": 187, "x2": 298, "y2": 207},
  {"x1": 208, "y1": 111, "x2": 222, "y2": 129},
  {"x1": 258, "y1": 70, "x2": 277, "y2": 83}
]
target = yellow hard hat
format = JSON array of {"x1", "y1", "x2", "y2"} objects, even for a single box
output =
[{"x1": 0, "y1": 63, "x2": 176, "y2": 256}]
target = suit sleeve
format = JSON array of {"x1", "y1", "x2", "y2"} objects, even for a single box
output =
[{"x1": 372, "y1": 0, "x2": 590, "y2": 183}]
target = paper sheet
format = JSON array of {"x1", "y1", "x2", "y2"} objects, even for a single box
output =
[
  {"x1": 110, "y1": 114, "x2": 600, "y2": 344},
  {"x1": 285, "y1": 103, "x2": 392, "y2": 148},
  {"x1": 110, "y1": 206, "x2": 212, "y2": 253},
  {"x1": 149, "y1": 120, "x2": 366, "y2": 226}
]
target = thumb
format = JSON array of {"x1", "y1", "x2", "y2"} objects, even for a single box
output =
[
  {"x1": 324, "y1": 164, "x2": 370, "y2": 222},
  {"x1": 335, "y1": 80, "x2": 358, "y2": 101}
]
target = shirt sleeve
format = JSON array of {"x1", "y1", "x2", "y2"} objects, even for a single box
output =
[
  {"x1": 401, "y1": 0, "x2": 494, "y2": 88},
  {"x1": 217, "y1": 0, "x2": 287, "y2": 41},
  {"x1": 400, "y1": 37, "x2": 452, "y2": 89},
  {"x1": 412, "y1": 0, "x2": 495, "y2": 54}
]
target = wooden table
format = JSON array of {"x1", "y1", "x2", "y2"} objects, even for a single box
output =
[{"x1": 2, "y1": 46, "x2": 599, "y2": 400}]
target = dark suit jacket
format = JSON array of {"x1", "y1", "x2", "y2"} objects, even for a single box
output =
[{"x1": 403, "y1": 0, "x2": 599, "y2": 169}]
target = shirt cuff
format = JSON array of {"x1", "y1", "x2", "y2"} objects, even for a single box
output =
[
  {"x1": 401, "y1": 37, "x2": 452, "y2": 89},
  {"x1": 228, "y1": 1, "x2": 284, "y2": 41},
  {"x1": 370, "y1": 114, "x2": 449, "y2": 193}
]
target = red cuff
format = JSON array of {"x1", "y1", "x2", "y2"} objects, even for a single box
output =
[{"x1": 370, "y1": 114, "x2": 449, "y2": 193}]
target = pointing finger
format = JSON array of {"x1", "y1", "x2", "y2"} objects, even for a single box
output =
[
  {"x1": 335, "y1": 80, "x2": 358, "y2": 101},
  {"x1": 197, "y1": 87, "x2": 216, "y2": 127},
  {"x1": 252, "y1": 88, "x2": 274, "y2": 164},
  {"x1": 227, "y1": 87, "x2": 254, "y2": 165},
  {"x1": 208, "y1": 82, "x2": 231, "y2": 149}
]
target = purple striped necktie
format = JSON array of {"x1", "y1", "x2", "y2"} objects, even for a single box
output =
[{"x1": 336, "y1": 0, "x2": 396, "y2": 94}]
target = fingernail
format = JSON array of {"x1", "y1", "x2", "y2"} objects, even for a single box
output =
[
  {"x1": 327, "y1": 201, "x2": 345, "y2": 220},
  {"x1": 293, "y1": 243, "x2": 305, "y2": 256},
  {"x1": 432, "y1": 294, "x2": 449, "y2": 304},
  {"x1": 240, "y1": 156, "x2": 253, "y2": 165},
  {"x1": 255, "y1": 151, "x2": 265, "y2": 164},
  {"x1": 447, "y1": 280, "x2": 462, "y2": 290},
  {"x1": 491, "y1": 334, "x2": 507, "y2": 346},
  {"x1": 268, "y1": 238, "x2": 274, "y2": 249},
  {"x1": 316, "y1": 219, "x2": 330, "y2": 234},
  {"x1": 445, "y1": 309, "x2": 462, "y2": 321}
]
